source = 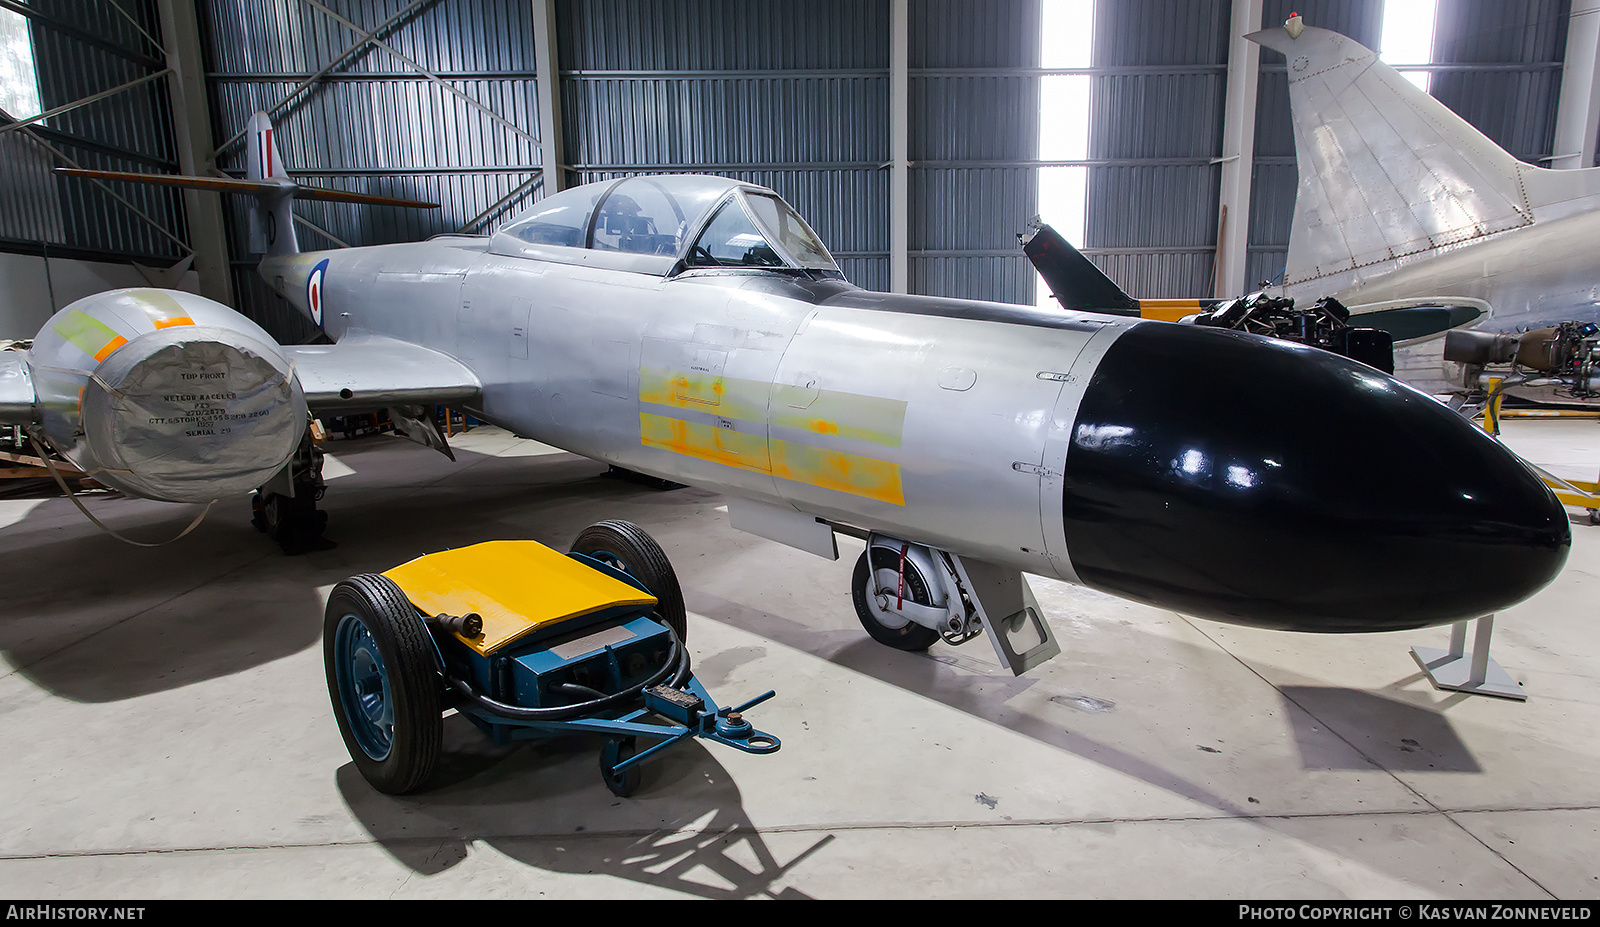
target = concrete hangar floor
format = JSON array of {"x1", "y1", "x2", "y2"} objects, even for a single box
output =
[{"x1": 0, "y1": 420, "x2": 1595, "y2": 900}]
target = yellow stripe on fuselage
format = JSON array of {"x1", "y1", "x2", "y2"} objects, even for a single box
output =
[
  {"x1": 639, "y1": 367, "x2": 907, "y2": 448},
  {"x1": 768, "y1": 437, "x2": 904, "y2": 505},
  {"x1": 638, "y1": 365, "x2": 909, "y2": 509},
  {"x1": 639, "y1": 413, "x2": 771, "y2": 473}
]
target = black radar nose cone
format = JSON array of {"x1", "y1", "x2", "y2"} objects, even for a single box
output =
[{"x1": 1061, "y1": 324, "x2": 1570, "y2": 632}]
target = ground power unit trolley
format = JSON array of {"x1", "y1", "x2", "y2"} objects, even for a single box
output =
[{"x1": 323, "y1": 520, "x2": 780, "y2": 795}]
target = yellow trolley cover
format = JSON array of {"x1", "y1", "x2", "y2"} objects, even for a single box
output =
[{"x1": 382, "y1": 540, "x2": 658, "y2": 657}]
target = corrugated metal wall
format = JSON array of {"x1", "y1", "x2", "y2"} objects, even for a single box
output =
[
  {"x1": 1084, "y1": 0, "x2": 1229, "y2": 298},
  {"x1": 1248, "y1": 0, "x2": 1385, "y2": 291},
  {"x1": 559, "y1": 0, "x2": 892, "y2": 293},
  {"x1": 1430, "y1": 0, "x2": 1568, "y2": 163},
  {"x1": 6, "y1": 1, "x2": 1586, "y2": 338},
  {"x1": 910, "y1": 0, "x2": 1039, "y2": 304},
  {"x1": 200, "y1": 0, "x2": 545, "y2": 341},
  {"x1": 0, "y1": 0, "x2": 188, "y2": 263}
]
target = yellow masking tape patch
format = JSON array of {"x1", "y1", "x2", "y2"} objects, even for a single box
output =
[
  {"x1": 643, "y1": 368, "x2": 907, "y2": 448},
  {"x1": 640, "y1": 412, "x2": 904, "y2": 505},
  {"x1": 770, "y1": 438, "x2": 905, "y2": 505},
  {"x1": 640, "y1": 413, "x2": 771, "y2": 472},
  {"x1": 770, "y1": 387, "x2": 906, "y2": 448},
  {"x1": 53, "y1": 309, "x2": 125, "y2": 362},
  {"x1": 638, "y1": 366, "x2": 768, "y2": 421},
  {"x1": 128, "y1": 288, "x2": 193, "y2": 325}
]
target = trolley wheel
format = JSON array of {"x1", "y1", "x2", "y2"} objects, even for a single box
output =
[
  {"x1": 600, "y1": 737, "x2": 642, "y2": 797},
  {"x1": 324, "y1": 573, "x2": 443, "y2": 795},
  {"x1": 850, "y1": 549, "x2": 941, "y2": 652},
  {"x1": 571, "y1": 520, "x2": 687, "y2": 645}
]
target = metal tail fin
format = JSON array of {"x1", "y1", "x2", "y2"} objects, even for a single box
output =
[
  {"x1": 245, "y1": 112, "x2": 298, "y2": 257},
  {"x1": 1021, "y1": 221, "x2": 1140, "y2": 315},
  {"x1": 1247, "y1": 24, "x2": 1538, "y2": 294},
  {"x1": 246, "y1": 112, "x2": 290, "y2": 182}
]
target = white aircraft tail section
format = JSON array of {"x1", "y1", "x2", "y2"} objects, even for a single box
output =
[
  {"x1": 1248, "y1": 23, "x2": 1561, "y2": 294},
  {"x1": 245, "y1": 111, "x2": 290, "y2": 183},
  {"x1": 243, "y1": 112, "x2": 299, "y2": 257}
]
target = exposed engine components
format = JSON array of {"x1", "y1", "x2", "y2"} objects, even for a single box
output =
[
  {"x1": 1192, "y1": 293, "x2": 1395, "y2": 373},
  {"x1": 1444, "y1": 322, "x2": 1600, "y2": 401}
]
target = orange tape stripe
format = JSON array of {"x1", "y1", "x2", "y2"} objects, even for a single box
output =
[{"x1": 93, "y1": 336, "x2": 127, "y2": 362}]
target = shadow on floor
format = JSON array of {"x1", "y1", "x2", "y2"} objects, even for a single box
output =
[{"x1": 336, "y1": 713, "x2": 827, "y2": 899}]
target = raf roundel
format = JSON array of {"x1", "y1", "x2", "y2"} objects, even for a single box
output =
[{"x1": 307, "y1": 258, "x2": 330, "y2": 327}]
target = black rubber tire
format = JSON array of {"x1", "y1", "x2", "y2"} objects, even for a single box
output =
[
  {"x1": 570, "y1": 520, "x2": 687, "y2": 645},
  {"x1": 259, "y1": 491, "x2": 328, "y2": 552},
  {"x1": 600, "y1": 737, "x2": 642, "y2": 797},
  {"x1": 851, "y1": 550, "x2": 941, "y2": 652},
  {"x1": 323, "y1": 573, "x2": 443, "y2": 795}
]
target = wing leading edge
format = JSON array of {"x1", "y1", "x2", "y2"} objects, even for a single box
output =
[{"x1": 287, "y1": 336, "x2": 481, "y2": 413}]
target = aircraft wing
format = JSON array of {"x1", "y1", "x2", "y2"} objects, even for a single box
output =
[
  {"x1": 0, "y1": 350, "x2": 34, "y2": 424},
  {"x1": 286, "y1": 336, "x2": 481, "y2": 414}
]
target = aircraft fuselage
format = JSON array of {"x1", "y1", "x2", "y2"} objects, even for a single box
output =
[{"x1": 262, "y1": 234, "x2": 1570, "y2": 635}]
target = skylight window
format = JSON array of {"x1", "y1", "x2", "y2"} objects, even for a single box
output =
[
  {"x1": 1036, "y1": 0, "x2": 1095, "y2": 309},
  {"x1": 1380, "y1": 0, "x2": 1438, "y2": 92},
  {"x1": 0, "y1": 8, "x2": 40, "y2": 120}
]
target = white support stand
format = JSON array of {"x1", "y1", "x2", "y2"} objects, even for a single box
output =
[
  {"x1": 950, "y1": 556, "x2": 1060, "y2": 676},
  {"x1": 1410, "y1": 615, "x2": 1526, "y2": 701}
]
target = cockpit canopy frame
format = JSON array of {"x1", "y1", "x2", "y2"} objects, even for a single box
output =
[{"x1": 489, "y1": 174, "x2": 841, "y2": 279}]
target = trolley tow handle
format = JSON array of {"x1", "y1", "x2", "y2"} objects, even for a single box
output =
[
  {"x1": 721, "y1": 690, "x2": 777, "y2": 718},
  {"x1": 607, "y1": 726, "x2": 699, "y2": 774}
]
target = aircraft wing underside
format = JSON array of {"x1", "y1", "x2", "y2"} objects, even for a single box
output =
[
  {"x1": 0, "y1": 351, "x2": 32, "y2": 424},
  {"x1": 287, "y1": 336, "x2": 481, "y2": 414}
]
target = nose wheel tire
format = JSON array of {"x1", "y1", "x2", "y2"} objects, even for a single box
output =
[
  {"x1": 324, "y1": 573, "x2": 443, "y2": 795},
  {"x1": 850, "y1": 550, "x2": 941, "y2": 652},
  {"x1": 570, "y1": 520, "x2": 687, "y2": 645}
]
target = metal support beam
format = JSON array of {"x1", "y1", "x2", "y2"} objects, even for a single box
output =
[
  {"x1": 1553, "y1": 0, "x2": 1600, "y2": 170},
  {"x1": 0, "y1": 0, "x2": 164, "y2": 70},
  {"x1": 458, "y1": 175, "x2": 543, "y2": 234},
  {"x1": 1214, "y1": 0, "x2": 1262, "y2": 297},
  {"x1": 158, "y1": 0, "x2": 233, "y2": 305},
  {"x1": 1, "y1": 107, "x2": 192, "y2": 256},
  {"x1": 890, "y1": 0, "x2": 908, "y2": 294},
  {"x1": 209, "y1": 0, "x2": 441, "y2": 158},
  {"x1": 299, "y1": 0, "x2": 539, "y2": 148},
  {"x1": 0, "y1": 69, "x2": 171, "y2": 136},
  {"x1": 532, "y1": 0, "x2": 565, "y2": 195}
]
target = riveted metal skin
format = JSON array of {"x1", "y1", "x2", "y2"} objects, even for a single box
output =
[{"x1": 1059, "y1": 324, "x2": 1571, "y2": 632}]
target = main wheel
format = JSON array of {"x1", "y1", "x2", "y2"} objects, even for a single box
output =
[
  {"x1": 324, "y1": 573, "x2": 442, "y2": 795},
  {"x1": 851, "y1": 549, "x2": 941, "y2": 652},
  {"x1": 257, "y1": 491, "x2": 328, "y2": 552},
  {"x1": 571, "y1": 520, "x2": 687, "y2": 645},
  {"x1": 600, "y1": 737, "x2": 642, "y2": 797}
]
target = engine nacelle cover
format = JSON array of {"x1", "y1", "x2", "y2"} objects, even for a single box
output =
[{"x1": 30, "y1": 288, "x2": 305, "y2": 503}]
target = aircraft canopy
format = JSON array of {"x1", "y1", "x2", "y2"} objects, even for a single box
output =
[{"x1": 491, "y1": 175, "x2": 838, "y2": 275}]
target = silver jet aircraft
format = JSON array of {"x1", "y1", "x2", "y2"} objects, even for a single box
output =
[
  {"x1": 1251, "y1": 17, "x2": 1600, "y2": 392},
  {"x1": 0, "y1": 112, "x2": 1571, "y2": 674}
]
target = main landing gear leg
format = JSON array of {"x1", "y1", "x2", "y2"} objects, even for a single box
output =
[{"x1": 252, "y1": 422, "x2": 330, "y2": 553}]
